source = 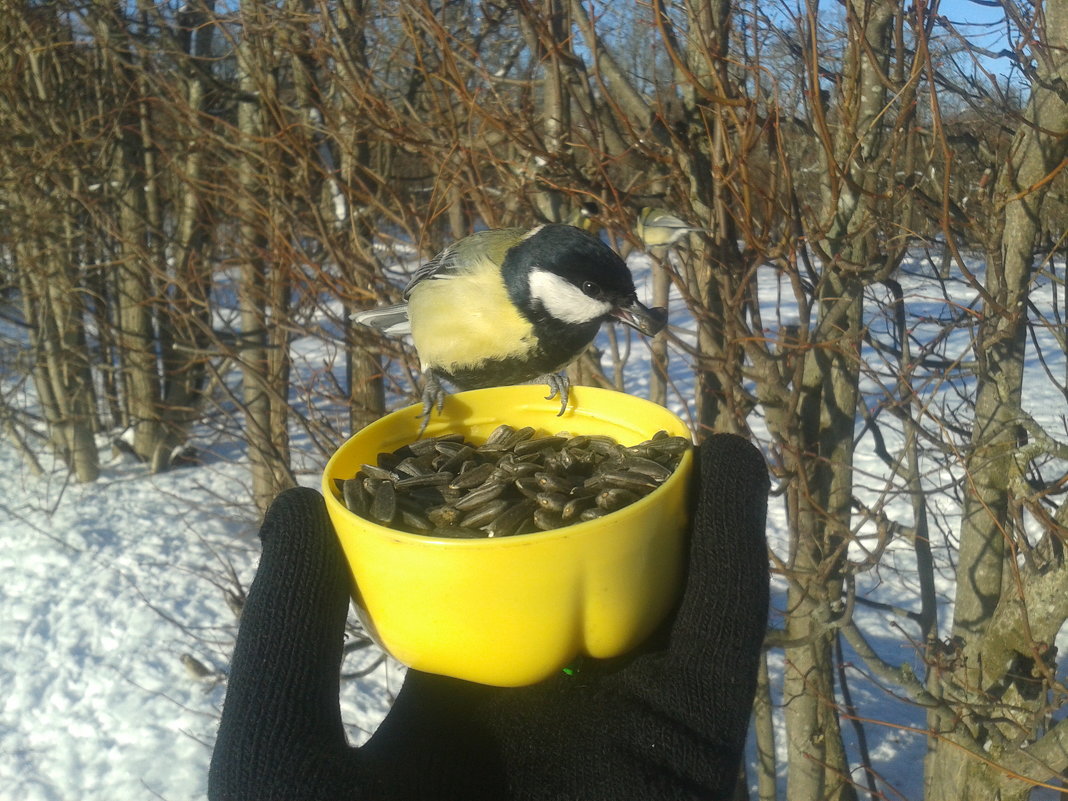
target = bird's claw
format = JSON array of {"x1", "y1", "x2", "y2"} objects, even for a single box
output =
[
  {"x1": 418, "y1": 373, "x2": 448, "y2": 434},
  {"x1": 536, "y1": 373, "x2": 571, "y2": 417}
]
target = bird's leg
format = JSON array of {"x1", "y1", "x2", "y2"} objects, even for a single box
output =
[
  {"x1": 418, "y1": 371, "x2": 448, "y2": 432},
  {"x1": 532, "y1": 372, "x2": 571, "y2": 417}
]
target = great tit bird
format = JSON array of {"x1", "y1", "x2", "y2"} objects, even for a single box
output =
[
  {"x1": 353, "y1": 224, "x2": 667, "y2": 419},
  {"x1": 635, "y1": 206, "x2": 708, "y2": 248},
  {"x1": 566, "y1": 201, "x2": 602, "y2": 235}
]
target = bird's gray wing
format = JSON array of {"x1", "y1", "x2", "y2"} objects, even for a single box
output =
[
  {"x1": 402, "y1": 242, "x2": 462, "y2": 299},
  {"x1": 401, "y1": 228, "x2": 524, "y2": 300}
]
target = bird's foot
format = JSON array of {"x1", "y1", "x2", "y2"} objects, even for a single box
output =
[
  {"x1": 418, "y1": 372, "x2": 448, "y2": 434},
  {"x1": 533, "y1": 373, "x2": 571, "y2": 417}
]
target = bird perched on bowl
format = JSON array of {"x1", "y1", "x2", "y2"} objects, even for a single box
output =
[
  {"x1": 634, "y1": 206, "x2": 709, "y2": 248},
  {"x1": 353, "y1": 224, "x2": 667, "y2": 421}
]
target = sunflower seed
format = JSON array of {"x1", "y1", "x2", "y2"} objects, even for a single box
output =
[
  {"x1": 363, "y1": 476, "x2": 387, "y2": 495},
  {"x1": 486, "y1": 498, "x2": 537, "y2": 537},
  {"x1": 644, "y1": 435, "x2": 692, "y2": 455},
  {"x1": 514, "y1": 476, "x2": 541, "y2": 498},
  {"x1": 499, "y1": 460, "x2": 539, "y2": 477},
  {"x1": 394, "y1": 472, "x2": 455, "y2": 490},
  {"x1": 461, "y1": 498, "x2": 512, "y2": 529},
  {"x1": 533, "y1": 507, "x2": 563, "y2": 530},
  {"x1": 406, "y1": 437, "x2": 441, "y2": 457},
  {"x1": 436, "y1": 444, "x2": 476, "y2": 474},
  {"x1": 406, "y1": 486, "x2": 453, "y2": 506},
  {"x1": 561, "y1": 495, "x2": 593, "y2": 522},
  {"x1": 497, "y1": 426, "x2": 535, "y2": 450},
  {"x1": 433, "y1": 438, "x2": 468, "y2": 453},
  {"x1": 535, "y1": 491, "x2": 569, "y2": 512},
  {"x1": 545, "y1": 449, "x2": 574, "y2": 472},
  {"x1": 400, "y1": 509, "x2": 432, "y2": 531},
  {"x1": 564, "y1": 446, "x2": 600, "y2": 470},
  {"x1": 514, "y1": 435, "x2": 567, "y2": 455},
  {"x1": 412, "y1": 433, "x2": 467, "y2": 456},
  {"x1": 370, "y1": 481, "x2": 397, "y2": 523},
  {"x1": 477, "y1": 428, "x2": 514, "y2": 452},
  {"x1": 377, "y1": 451, "x2": 403, "y2": 471},
  {"x1": 596, "y1": 487, "x2": 641, "y2": 512},
  {"x1": 534, "y1": 472, "x2": 575, "y2": 493},
  {"x1": 451, "y1": 480, "x2": 507, "y2": 511},
  {"x1": 483, "y1": 424, "x2": 516, "y2": 446},
  {"x1": 342, "y1": 478, "x2": 368, "y2": 516},
  {"x1": 396, "y1": 455, "x2": 438, "y2": 477},
  {"x1": 623, "y1": 444, "x2": 659, "y2": 460},
  {"x1": 449, "y1": 462, "x2": 496, "y2": 489},
  {"x1": 597, "y1": 469, "x2": 660, "y2": 492},
  {"x1": 359, "y1": 463, "x2": 396, "y2": 481},
  {"x1": 622, "y1": 456, "x2": 674, "y2": 481},
  {"x1": 587, "y1": 436, "x2": 626, "y2": 456},
  {"x1": 427, "y1": 505, "x2": 464, "y2": 527}
]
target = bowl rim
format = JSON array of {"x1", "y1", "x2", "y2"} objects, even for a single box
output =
[
  {"x1": 324, "y1": 449, "x2": 693, "y2": 548},
  {"x1": 322, "y1": 387, "x2": 694, "y2": 548}
]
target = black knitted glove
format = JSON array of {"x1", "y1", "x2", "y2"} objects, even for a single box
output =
[{"x1": 208, "y1": 433, "x2": 769, "y2": 801}]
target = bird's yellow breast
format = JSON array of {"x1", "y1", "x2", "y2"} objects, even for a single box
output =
[{"x1": 406, "y1": 268, "x2": 537, "y2": 371}]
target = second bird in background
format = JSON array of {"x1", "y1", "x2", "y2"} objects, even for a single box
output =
[
  {"x1": 634, "y1": 206, "x2": 709, "y2": 248},
  {"x1": 353, "y1": 224, "x2": 667, "y2": 421},
  {"x1": 566, "y1": 200, "x2": 603, "y2": 235}
]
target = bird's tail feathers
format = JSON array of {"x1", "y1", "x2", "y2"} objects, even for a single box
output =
[{"x1": 351, "y1": 304, "x2": 412, "y2": 336}]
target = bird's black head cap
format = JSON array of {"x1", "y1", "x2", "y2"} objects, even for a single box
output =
[{"x1": 502, "y1": 224, "x2": 636, "y2": 312}]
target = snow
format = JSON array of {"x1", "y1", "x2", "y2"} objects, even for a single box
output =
[
  {"x1": 0, "y1": 439, "x2": 405, "y2": 800},
  {"x1": 2, "y1": 455, "x2": 241, "y2": 799},
  {"x1": 1, "y1": 247, "x2": 1065, "y2": 800}
]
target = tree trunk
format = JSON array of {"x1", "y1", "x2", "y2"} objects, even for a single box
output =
[
  {"x1": 17, "y1": 240, "x2": 100, "y2": 482},
  {"x1": 925, "y1": 0, "x2": 1068, "y2": 795},
  {"x1": 91, "y1": 5, "x2": 168, "y2": 464},
  {"x1": 782, "y1": 277, "x2": 862, "y2": 801},
  {"x1": 664, "y1": 0, "x2": 745, "y2": 434},
  {"x1": 316, "y1": 0, "x2": 385, "y2": 432},
  {"x1": 155, "y1": 4, "x2": 217, "y2": 471},
  {"x1": 236, "y1": 18, "x2": 294, "y2": 511},
  {"x1": 526, "y1": 0, "x2": 571, "y2": 224}
]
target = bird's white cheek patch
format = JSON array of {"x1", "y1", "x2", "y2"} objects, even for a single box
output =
[{"x1": 527, "y1": 268, "x2": 612, "y2": 324}]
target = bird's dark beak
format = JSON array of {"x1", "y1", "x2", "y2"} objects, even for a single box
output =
[{"x1": 612, "y1": 298, "x2": 668, "y2": 336}]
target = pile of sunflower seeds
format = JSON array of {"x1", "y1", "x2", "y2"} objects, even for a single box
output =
[{"x1": 335, "y1": 425, "x2": 691, "y2": 539}]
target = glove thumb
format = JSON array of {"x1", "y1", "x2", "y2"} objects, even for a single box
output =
[{"x1": 209, "y1": 487, "x2": 359, "y2": 799}]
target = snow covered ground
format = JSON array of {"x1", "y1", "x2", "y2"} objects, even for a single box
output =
[
  {"x1": 1, "y1": 249, "x2": 1064, "y2": 800},
  {"x1": 0, "y1": 416, "x2": 402, "y2": 800}
]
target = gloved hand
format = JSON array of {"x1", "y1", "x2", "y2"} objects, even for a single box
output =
[{"x1": 208, "y1": 433, "x2": 770, "y2": 801}]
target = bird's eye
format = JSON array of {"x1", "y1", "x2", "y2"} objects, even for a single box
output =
[{"x1": 581, "y1": 281, "x2": 603, "y2": 299}]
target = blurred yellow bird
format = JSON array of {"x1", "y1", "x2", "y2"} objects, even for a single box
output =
[
  {"x1": 566, "y1": 201, "x2": 602, "y2": 235},
  {"x1": 634, "y1": 206, "x2": 708, "y2": 248}
]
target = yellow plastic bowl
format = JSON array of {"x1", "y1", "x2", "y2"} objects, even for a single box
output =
[{"x1": 322, "y1": 385, "x2": 693, "y2": 687}]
